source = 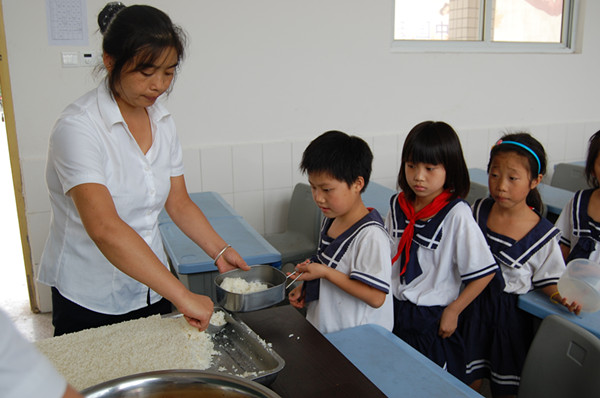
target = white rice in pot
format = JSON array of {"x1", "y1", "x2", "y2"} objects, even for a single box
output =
[{"x1": 220, "y1": 277, "x2": 268, "y2": 294}]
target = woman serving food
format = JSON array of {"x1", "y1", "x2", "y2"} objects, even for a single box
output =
[{"x1": 38, "y1": 2, "x2": 249, "y2": 336}]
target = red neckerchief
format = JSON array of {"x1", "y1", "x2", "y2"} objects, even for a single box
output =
[{"x1": 392, "y1": 189, "x2": 453, "y2": 276}]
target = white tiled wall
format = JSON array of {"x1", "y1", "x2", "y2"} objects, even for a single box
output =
[
  {"x1": 371, "y1": 134, "x2": 400, "y2": 182},
  {"x1": 291, "y1": 140, "x2": 310, "y2": 186},
  {"x1": 232, "y1": 143, "x2": 263, "y2": 192},
  {"x1": 21, "y1": 122, "x2": 600, "y2": 311},
  {"x1": 263, "y1": 142, "x2": 293, "y2": 190},
  {"x1": 21, "y1": 157, "x2": 50, "y2": 214},
  {"x1": 182, "y1": 148, "x2": 202, "y2": 193},
  {"x1": 200, "y1": 146, "x2": 233, "y2": 193}
]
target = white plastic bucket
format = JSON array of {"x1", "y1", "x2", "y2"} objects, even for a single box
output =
[{"x1": 557, "y1": 258, "x2": 600, "y2": 313}]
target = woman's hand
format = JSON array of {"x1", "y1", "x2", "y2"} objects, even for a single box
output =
[
  {"x1": 215, "y1": 246, "x2": 250, "y2": 273},
  {"x1": 438, "y1": 305, "x2": 460, "y2": 339},
  {"x1": 173, "y1": 290, "x2": 214, "y2": 331},
  {"x1": 288, "y1": 284, "x2": 305, "y2": 309}
]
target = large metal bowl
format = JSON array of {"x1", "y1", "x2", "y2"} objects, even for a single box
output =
[
  {"x1": 215, "y1": 265, "x2": 286, "y2": 312},
  {"x1": 82, "y1": 369, "x2": 281, "y2": 398}
]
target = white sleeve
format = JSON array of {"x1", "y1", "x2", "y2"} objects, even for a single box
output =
[
  {"x1": 49, "y1": 115, "x2": 106, "y2": 194},
  {"x1": 349, "y1": 227, "x2": 392, "y2": 293},
  {"x1": 167, "y1": 118, "x2": 185, "y2": 177},
  {"x1": 0, "y1": 310, "x2": 67, "y2": 398},
  {"x1": 531, "y1": 235, "x2": 566, "y2": 289},
  {"x1": 555, "y1": 194, "x2": 576, "y2": 248},
  {"x1": 451, "y1": 203, "x2": 498, "y2": 281}
]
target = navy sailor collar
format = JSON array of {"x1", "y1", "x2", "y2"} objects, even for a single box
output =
[
  {"x1": 314, "y1": 208, "x2": 386, "y2": 268},
  {"x1": 473, "y1": 197, "x2": 559, "y2": 269},
  {"x1": 303, "y1": 208, "x2": 386, "y2": 303},
  {"x1": 389, "y1": 193, "x2": 464, "y2": 251},
  {"x1": 570, "y1": 189, "x2": 600, "y2": 241}
]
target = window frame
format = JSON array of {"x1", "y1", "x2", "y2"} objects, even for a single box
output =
[{"x1": 390, "y1": 0, "x2": 579, "y2": 54}]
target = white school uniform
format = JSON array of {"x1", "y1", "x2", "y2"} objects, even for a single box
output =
[
  {"x1": 463, "y1": 197, "x2": 565, "y2": 395},
  {"x1": 305, "y1": 209, "x2": 394, "y2": 334},
  {"x1": 472, "y1": 198, "x2": 565, "y2": 294},
  {"x1": 385, "y1": 195, "x2": 497, "y2": 306},
  {"x1": 555, "y1": 188, "x2": 600, "y2": 264},
  {"x1": 385, "y1": 194, "x2": 497, "y2": 382}
]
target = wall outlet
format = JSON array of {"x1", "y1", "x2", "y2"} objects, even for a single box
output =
[
  {"x1": 79, "y1": 51, "x2": 100, "y2": 67},
  {"x1": 61, "y1": 50, "x2": 100, "y2": 68}
]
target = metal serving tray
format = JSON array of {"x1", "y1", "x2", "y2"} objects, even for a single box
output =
[
  {"x1": 210, "y1": 310, "x2": 285, "y2": 385},
  {"x1": 167, "y1": 311, "x2": 285, "y2": 386}
]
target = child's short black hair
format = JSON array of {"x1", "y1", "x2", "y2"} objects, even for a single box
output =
[
  {"x1": 398, "y1": 121, "x2": 469, "y2": 202},
  {"x1": 300, "y1": 130, "x2": 372, "y2": 193},
  {"x1": 585, "y1": 130, "x2": 600, "y2": 188},
  {"x1": 488, "y1": 132, "x2": 547, "y2": 212}
]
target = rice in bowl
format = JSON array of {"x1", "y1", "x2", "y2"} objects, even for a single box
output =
[{"x1": 220, "y1": 276, "x2": 269, "y2": 294}]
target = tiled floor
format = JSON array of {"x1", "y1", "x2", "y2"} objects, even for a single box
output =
[{"x1": 1, "y1": 266, "x2": 53, "y2": 342}]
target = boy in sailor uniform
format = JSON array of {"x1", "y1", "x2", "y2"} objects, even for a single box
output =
[{"x1": 287, "y1": 131, "x2": 393, "y2": 334}]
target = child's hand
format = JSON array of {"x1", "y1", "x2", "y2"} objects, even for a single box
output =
[
  {"x1": 288, "y1": 285, "x2": 305, "y2": 309},
  {"x1": 438, "y1": 306, "x2": 459, "y2": 339},
  {"x1": 295, "y1": 260, "x2": 328, "y2": 281},
  {"x1": 285, "y1": 259, "x2": 310, "y2": 281},
  {"x1": 548, "y1": 289, "x2": 582, "y2": 316},
  {"x1": 560, "y1": 297, "x2": 582, "y2": 315}
]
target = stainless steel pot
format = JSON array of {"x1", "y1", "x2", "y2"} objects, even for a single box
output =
[
  {"x1": 215, "y1": 265, "x2": 286, "y2": 312},
  {"x1": 82, "y1": 369, "x2": 281, "y2": 398}
]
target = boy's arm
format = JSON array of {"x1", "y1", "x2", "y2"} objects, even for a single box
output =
[
  {"x1": 438, "y1": 273, "x2": 494, "y2": 338},
  {"x1": 322, "y1": 267, "x2": 387, "y2": 308}
]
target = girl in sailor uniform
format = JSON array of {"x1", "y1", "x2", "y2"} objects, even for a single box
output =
[
  {"x1": 287, "y1": 131, "x2": 393, "y2": 334},
  {"x1": 461, "y1": 133, "x2": 580, "y2": 398},
  {"x1": 556, "y1": 130, "x2": 600, "y2": 264},
  {"x1": 385, "y1": 121, "x2": 497, "y2": 382}
]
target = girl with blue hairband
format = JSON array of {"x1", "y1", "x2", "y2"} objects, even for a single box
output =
[{"x1": 460, "y1": 132, "x2": 581, "y2": 398}]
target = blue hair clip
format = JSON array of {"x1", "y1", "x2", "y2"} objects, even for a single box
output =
[{"x1": 495, "y1": 140, "x2": 541, "y2": 175}]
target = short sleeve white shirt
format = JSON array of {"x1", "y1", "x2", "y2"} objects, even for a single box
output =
[
  {"x1": 386, "y1": 199, "x2": 498, "y2": 306},
  {"x1": 555, "y1": 189, "x2": 600, "y2": 265},
  {"x1": 473, "y1": 197, "x2": 565, "y2": 294},
  {"x1": 0, "y1": 310, "x2": 67, "y2": 398},
  {"x1": 38, "y1": 81, "x2": 184, "y2": 314},
  {"x1": 306, "y1": 226, "x2": 394, "y2": 334}
]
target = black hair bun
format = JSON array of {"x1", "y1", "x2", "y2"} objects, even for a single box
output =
[{"x1": 98, "y1": 2, "x2": 126, "y2": 34}]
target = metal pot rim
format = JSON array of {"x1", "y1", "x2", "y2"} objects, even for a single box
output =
[{"x1": 82, "y1": 369, "x2": 281, "y2": 398}]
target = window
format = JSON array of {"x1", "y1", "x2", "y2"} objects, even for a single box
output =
[{"x1": 392, "y1": 0, "x2": 578, "y2": 53}]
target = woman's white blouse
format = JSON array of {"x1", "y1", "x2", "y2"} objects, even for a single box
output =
[{"x1": 38, "y1": 81, "x2": 184, "y2": 314}]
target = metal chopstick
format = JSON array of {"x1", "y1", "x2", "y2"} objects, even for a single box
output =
[{"x1": 285, "y1": 271, "x2": 304, "y2": 289}]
